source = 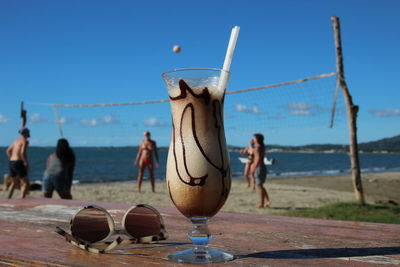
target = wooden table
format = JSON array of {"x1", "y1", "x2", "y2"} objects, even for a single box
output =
[{"x1": 0, "y1": 198, "x2": 399, "y2": 266}]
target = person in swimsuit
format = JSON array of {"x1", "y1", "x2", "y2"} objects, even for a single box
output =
[
  {"x1": 251, "y1": 133, "x2": 271, "y2": 208},
  {"x1": 134, "y1": 131, "x2": 159, "y2": 193},
  {"x1": 6, "y1": 128, "x2": 30, "y2": 199},
  {"x1": 42, "y1": 138, "x2": 76, "y2": 199},
  {"x1": 241, "y1": 139, "x2": 255, "y2": 189}
]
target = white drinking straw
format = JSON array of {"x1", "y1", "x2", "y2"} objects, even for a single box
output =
[{"x1": 219, "y1": 26, "x2": 240, "y2": 91}]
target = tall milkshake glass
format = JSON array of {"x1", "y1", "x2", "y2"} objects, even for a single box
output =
[{"x1": 162, "y1": 68, "x2": 233, "y2": 263}]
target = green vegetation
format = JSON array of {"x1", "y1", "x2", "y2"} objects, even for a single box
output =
[
  {"x1": 359, "y1": 135, "x2": 400, "y2": 153},
  {"x1": 279, "y1": 202, "x2": 400, "y2": 224}
]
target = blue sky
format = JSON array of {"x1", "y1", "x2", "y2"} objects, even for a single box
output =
[{"x1": 0, "y1": 0, "x2": 399, "y2": 147}]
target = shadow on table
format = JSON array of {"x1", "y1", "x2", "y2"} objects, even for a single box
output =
[{"x1": 238, "y1": 246, "x2": 400, "y2": 259}]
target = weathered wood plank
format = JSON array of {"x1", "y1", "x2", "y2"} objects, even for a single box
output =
[{"x1": 0, "y1": 198, "x2": 399, "y2": 266}]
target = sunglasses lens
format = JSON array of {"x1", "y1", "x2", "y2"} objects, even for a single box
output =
[
  {"x1": 71, "y1": 207, "x2": 110, "y2": 243},
  {"x1": 125, "y1": 206, "x2": 161, "y2": 238}
]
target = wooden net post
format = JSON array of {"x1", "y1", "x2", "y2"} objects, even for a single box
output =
[
  {"x1": 52, "y1": 105, "x2": 64, "y2": 138},
  {"x1": 331, "y1": 16, "x2": 365, "y2": 205},
  {"x1": 20, "y1": 101, "x2": 27, "y2": 128}
]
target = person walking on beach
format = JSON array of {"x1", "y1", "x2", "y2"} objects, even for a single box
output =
[
  {"x1": 134, "y1": 131, "x2": 159, "y2": 193},
  {"x1": 241, "y1": 139, "x2": 255, "y2": 189},
  {"x1": 251, "y1": 133, "x2": 271, "y2": 208},
  {"x1": 6, "y1": 128, "x2": 30, "y2": 199},
  {"x1": 42, "y1": 138, "x2": 76, "y2": 199}
]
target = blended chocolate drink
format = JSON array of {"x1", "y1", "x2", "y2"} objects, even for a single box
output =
[{"x1": 163, "y1": 68, "x2": 231, "y2": 218}]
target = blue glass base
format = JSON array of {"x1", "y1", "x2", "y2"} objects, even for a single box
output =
[{"x1": 168, "y1": 247, "x2": 234, "y2": 264}]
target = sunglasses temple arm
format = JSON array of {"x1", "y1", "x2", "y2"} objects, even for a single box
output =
[
  {"x1": 75, "y1": 237, "x2": 143, "y2": 253},
  {"x1": 55, "y1": 227, "x2": 107, "y2": 254},
  {"x1": 102, "y1": 236, "x2": 134, "y2": 252},
  {"x1": 55, "y1": 227, "x2": 84, "y2": 244},
  {"x1": 55, "y1": 227, "x2": 145, "y2": 253}
]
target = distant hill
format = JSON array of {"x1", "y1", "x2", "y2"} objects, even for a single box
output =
[
  {"x1": 3, "y1": 135, "x2": 398, "y2": 153},
  {"x1": 358, "y1": 135, "x2": 400, "y2": 153},
  {"x1": 230, "y1": 134, "x2": 400, "y2": 153}
]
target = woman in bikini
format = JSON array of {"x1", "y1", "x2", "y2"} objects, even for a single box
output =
[
  {"x1": 241, "y1": 139, "x2": 255, "y2": 189},
  {"x1": 134, "y1": 131, "x2": 159, "y2": 193}
]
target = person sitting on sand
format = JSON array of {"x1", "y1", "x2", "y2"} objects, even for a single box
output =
[
  {"x1": 240, "y1": 139, "x2": 255, "y2": 189},
  {"x1": 251, "y1": 133, "x2": 271, "y2": 208},
  {"x1": 6, "y1": 128, "x2": 31, "y2": 199},
  {"x1": 42, "y1": 138, "x2": 75, "y2": 199},
  {"x1": 134, "y1": 131, "x2": 159, "y2": 193}
]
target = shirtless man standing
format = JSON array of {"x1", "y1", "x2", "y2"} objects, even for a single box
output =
[
  {"x1": 6, "y1": 128, "x2": 30, "y2": 199},
  {"x1": 134, "y1": 131, "x2": 159, "y2": 193},
  {"x1": 251, "y1": 133, "x2": 271, "y2": 208}
]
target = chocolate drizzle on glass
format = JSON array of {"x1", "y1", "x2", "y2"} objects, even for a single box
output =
[
  {"x1": 169, "y1": 80, "x2": 229, "y2": 195},
  {"x1": 170, "y1": 80, "x2": 211, "y2": 104}
]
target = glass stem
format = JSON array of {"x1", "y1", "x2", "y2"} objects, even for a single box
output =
[{"x1": 189, "y1": 217, "x2": 212, "y2": 260}]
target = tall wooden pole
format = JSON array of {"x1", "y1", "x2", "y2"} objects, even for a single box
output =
[
  {"x1": 52, "y1": 105, "x2": 64, "y2": 138},
  {"x1": 20, "y1": 101, "x2": 27, "y2": 128},
  {"x1": 331, "y1": 16, "x2": 365, "y2": 205}
]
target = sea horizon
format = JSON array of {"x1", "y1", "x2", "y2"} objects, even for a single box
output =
[{"x1": 1, "y1": 147, "x2": 399, "y2": 185}]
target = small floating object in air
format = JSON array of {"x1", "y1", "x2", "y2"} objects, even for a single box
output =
[{"x1": 173, "y1": 45, "x2": 181, "y2": 53}]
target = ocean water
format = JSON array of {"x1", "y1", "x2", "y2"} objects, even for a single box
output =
[{"x1": 1, "y1": 147, "x2": 399, "y2": 184}]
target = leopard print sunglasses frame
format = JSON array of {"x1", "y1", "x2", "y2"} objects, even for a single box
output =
[{"x1": 55, "y1": 204, "x2": 168, "y2": 253}]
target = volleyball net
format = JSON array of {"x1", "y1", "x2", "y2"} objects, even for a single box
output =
[{"x1": 41, "y1": 71, "x2": 345, "y2": 147}]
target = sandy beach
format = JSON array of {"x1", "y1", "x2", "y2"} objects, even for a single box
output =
[
  {"x1": 2, "y1": 172, "x2": 399, "y2": 215},
  {"x1": 0, "y1": 172, "x2": 400, "y2": 214}
]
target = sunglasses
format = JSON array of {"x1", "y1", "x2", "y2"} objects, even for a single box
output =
[{"x1": 55, "y1": 204, "x2": 168, "y2": 253}]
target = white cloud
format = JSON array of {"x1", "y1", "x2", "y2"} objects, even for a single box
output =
[
  {"x1": 369, "y1": 109, "x2": 400, "y2": 118},
  {"x1": 28, "y1": 139, "x2": 41, "y2": 145},
  {"x1": 235, "y1": 104, "x2": 248, "y2": 112},
  {"x1": 81, "y1": 118, "x2": 98, "y2": 127},
  {"x1": 284, "y1": 102, "x2": 321, "y2": 116},
  {"x1": 57, "y1": 117, "x2": 75, "y2": 125},
  {"x1": 30, "y1": 113, "x2": 48, "y2": 123},
  {"x1": 31, "y1": 113, "x2": 41, "y2": 122},
  {"x1": 80, "y1": 114, "x2": 118, "y2": 127},
  {"x1": 144, "y1": 117, "x2": 167, "y2": 127},
  {"x1": 57, "y1": 117, "x2": 67, "y2": 124},
  {"x1": 0, "y1": 114, "x2": 8, "y2": 123},
  {"x1": 102, "y1": 114, "x2": 118, "y2": 124},
  {"x1": 234, "y1": 104, "x2": 263, "y2": 114},
  {"x1": 251, "y1": 106, "x2": 261, "y2": 114}
]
